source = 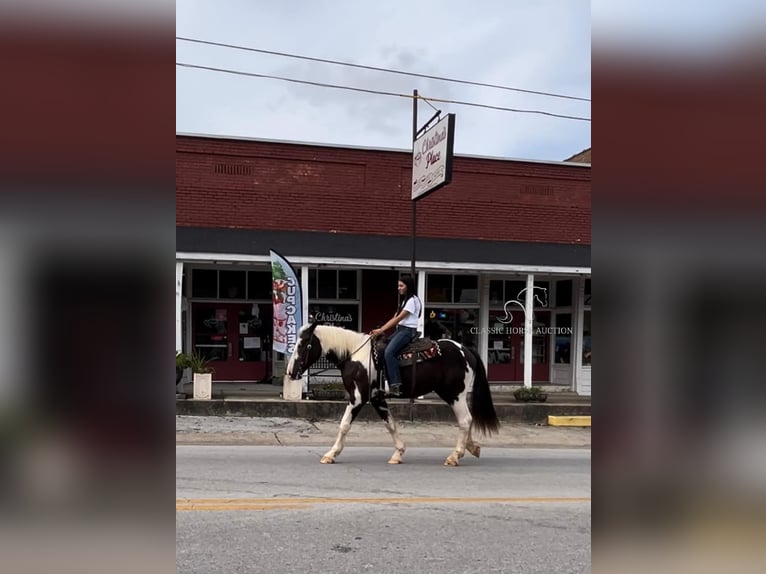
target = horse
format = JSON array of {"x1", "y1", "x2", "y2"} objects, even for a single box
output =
[{"x1": 286, "y1": 322, "x2": 500, "y2": 466}]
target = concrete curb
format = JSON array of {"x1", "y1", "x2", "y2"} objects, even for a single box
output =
[
  {"x1": 176, "y1": 399, "x2": 591, "y2": 424},
  {"x1": 548, "y1": 415, "x2": 592, "y2": 427}
]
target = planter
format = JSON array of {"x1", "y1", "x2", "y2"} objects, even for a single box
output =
[
  {"x1": 193, "y1": 373, "x2": 212, "y2": 400},
  {"x1": 513, "y1": 387, "x2": 548, "y2": 403},
  {"x1": 282, "y1": 376, "x2": 303, "y2": 401}
]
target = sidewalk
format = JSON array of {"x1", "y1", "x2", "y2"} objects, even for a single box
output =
[
  {"x1": 176, "y1": 415, "x2": 591, "y2": 449},
  {"x1": 176, "y1": 381, "x2": 591, "y2": 425}
]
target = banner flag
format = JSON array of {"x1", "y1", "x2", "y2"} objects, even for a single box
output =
[{"x1": 269, "y1": 250, "x2": 303, "y2": 355}]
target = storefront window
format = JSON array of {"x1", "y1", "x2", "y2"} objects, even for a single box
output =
[
  {"x1": 238, "y1": 303, "x2": 272, "y2": 362},
  {"x1": 556, "y1": 280, "x2": 572, "y2": 307},
  {"x1": 424, "y1": 308, "x2": 477, "y2": 350},
  {"x1": 309, "y1": 303, "x2": 359, "y2": 330},
  {"x1": 318, "y1": 270, "x2": 338, "y2": 299},
  {"x1": 193, "y1": 307, "x2": 228, "y2": 361},
  {"x1": 219, "y1": 270, "x2": 246, "y2": 299},
  {"x1": 309, "y1": 269, "x2": 359, "y2": 300},
  {"x1": 247, "y1": 271, "x2": 272, "y2": 300},
  {"x1": 555, "y1": 313, "x2": 572, "y2": 364},
  {"x1": 488, "y1": 279, "x2": 551, "y2": 308},
  {"x1": 454, "y1": 275, "x2": 478, "y2": 303},
  {"x1": 520, "y1": 313, "x2": 550, "y2": 364},
  {"x1": 427, "y1": 274, "x2": 452, "y2": 303},
  {"x1": 582, "y1": 310, "x2": 591, "y2": 366},
  {"x1": 338, "y1": 270, "x2": 357, "y2": 299},
  {"x1": 191, "y1": 269, "x2": 217, "y2": 298},
  {"x1": 489, "y1": 280, "x2": 504, "y2": 306}
]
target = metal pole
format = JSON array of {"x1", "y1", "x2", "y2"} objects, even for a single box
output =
[
  {"x1": 411, "y1": 89, "x2": 417, "y2": 279},
  {"x1": 410, "y1": 89, "x2": 418, "y2": 405}
]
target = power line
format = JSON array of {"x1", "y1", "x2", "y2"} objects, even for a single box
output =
[
  {"x1": 176, "y1": 36, "x2": 591, "y2": 103},
  {"x1": 176, "y1": 62, "x2": 591, "y2": 123}
]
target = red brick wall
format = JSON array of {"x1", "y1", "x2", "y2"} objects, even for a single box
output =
[{"x1": 177, "y1": 135, "x2": 590, "y2": 245}]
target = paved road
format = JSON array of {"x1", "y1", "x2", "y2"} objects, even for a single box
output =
[{"x1": 177, "y1": 445, "x2": 591, "y2": 573}]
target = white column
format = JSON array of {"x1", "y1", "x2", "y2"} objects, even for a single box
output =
[
  {"x1": 477, "y1": 274, "x2": 490, "y2": 367},
  {"x1": 301, "y1": 265, "x2": 310, "y2": 394},
  {"x1": 524, "y1": 273, "x2": 534, "y2": 388},
  {"x1": 417, "y1": 270, "x2": 426, "y2": 335},
  {"x1": 570, "y1": 276, "x2": 582, "y2": 392},
  {"x1": 573, "y1": 276, "x2": 585, "y2": 393},
  {"x1": 176, "y1": 261, "x2": 184, "y2": 353},
  {"x1": 301, "y1": 265, "x2": 310, "y2": 324}
]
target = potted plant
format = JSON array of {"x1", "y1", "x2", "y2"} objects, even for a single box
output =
[
  {"x1": 513, "y1": 386, "x2": 548, "y2": 403},
  {"x1": 187, "y1": 351, "x2": 214, "y2": 400},
  {"x1": 311, "y1": 382, "x2": 347, "y2": 401}
]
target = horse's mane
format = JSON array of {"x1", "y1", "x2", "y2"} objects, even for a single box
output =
[{"x1": 312, "y1": 325, "x2": 369, "y2": 362}]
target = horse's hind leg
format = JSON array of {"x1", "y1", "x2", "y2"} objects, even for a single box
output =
[
  {"x1": 370, "y1": 393, "x2": 406, "y2": 464},
  {"x1": 321, "y1": 389, "x2": 363, "y2": 464},
  {"x1": 445, "y1": 391, "x2": 472, "y2": 467},
  {"x1": 466, "y1": 427, "x2": 481, "y2": 458}
]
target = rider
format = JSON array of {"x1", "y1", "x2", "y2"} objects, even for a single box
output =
[{"x1": 370, "y1": 274, "x2": 421, "y2": 396}]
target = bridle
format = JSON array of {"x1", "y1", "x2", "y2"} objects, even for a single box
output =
[{"x1": 296, "y1": 333, "x2": 374, "y2": 376}]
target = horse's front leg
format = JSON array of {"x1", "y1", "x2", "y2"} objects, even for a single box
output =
[
  {"x1": 321, "y1": 388, "x2": 363, "y2": 464},
  {"x1": 370, "y1": 391, "x2": 406, "y2": 464}
]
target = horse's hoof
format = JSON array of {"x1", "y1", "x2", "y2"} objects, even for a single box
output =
[
  {"x1": 387, "y1": 458, "x2": 402, "y2": 465},
  {"x1": 320, "y1": 456, "x2": 335, "y2": 464},
  {"x1": 444, "y1": 458, "x2": 459, "y2": 467},
  {"x1": 468, "y1": 445, "x2": 481, "y2": 458}
]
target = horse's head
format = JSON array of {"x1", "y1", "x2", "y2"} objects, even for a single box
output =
[{"x1": 287, "y1": 322, "x2": 323, "y2": 380}]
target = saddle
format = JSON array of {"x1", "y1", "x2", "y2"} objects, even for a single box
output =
[
  {"x1": 372, "y1": 335, "x2": 441, "y2": 369},
  {"x1": 395, "y1": 337, "x2": 440, "y2": 366}
]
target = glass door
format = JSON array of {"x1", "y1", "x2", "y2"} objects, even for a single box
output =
[{"x1": 192, "y1": 303, "x2": 273, "y2": 382}]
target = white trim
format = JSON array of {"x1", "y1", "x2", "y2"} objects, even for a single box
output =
[
  {"x1": 176, "y1": 262, "x2": 183, "y2": 353},
  {"x1": 417, "y1": 270, "x2": 426, "y2": 336},
  {"x1": 478, "y1": 274, "x2": 490, "y2": 369},
  {"x1": 177, "y1": 252, "x2": 590, "y2": 275}
]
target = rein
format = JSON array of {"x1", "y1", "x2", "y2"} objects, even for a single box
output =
[{"x1": 308, "y1": 334, "x2": 373, "y2": 375}]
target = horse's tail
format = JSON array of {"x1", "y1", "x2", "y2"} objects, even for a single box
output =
[{"x1": 465, "y1": 347, "x2": 499, "y2": 436}]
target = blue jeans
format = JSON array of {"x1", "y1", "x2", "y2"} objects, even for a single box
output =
[{"x1": 384, "y1": 326, "x2": 417, "y2": 388}]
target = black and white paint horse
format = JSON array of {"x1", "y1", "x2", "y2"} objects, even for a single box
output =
[{"x1": 286, "y1": 323, "x2": 499, "y2": 466}]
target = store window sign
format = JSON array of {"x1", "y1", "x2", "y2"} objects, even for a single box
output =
[{"x1": 310, "y1": 304, "x2": 359, "y2": 330}]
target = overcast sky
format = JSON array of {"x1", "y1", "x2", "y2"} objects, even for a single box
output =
[{"x1": 176, "y1": 1, "x2": 591, "y2": 162}]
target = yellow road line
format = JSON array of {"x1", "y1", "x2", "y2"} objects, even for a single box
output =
[{"x1": 176, "y1": 496, "x2": 591, "y2": 511}]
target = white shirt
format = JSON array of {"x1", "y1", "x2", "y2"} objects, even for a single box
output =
[{"x1": 399, "y1": 296, "x2": 421, "y2": 328}]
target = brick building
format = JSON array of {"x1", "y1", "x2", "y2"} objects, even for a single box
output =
[{"x1": 176, "y1": 133, "x2": 591, "y2": 394}]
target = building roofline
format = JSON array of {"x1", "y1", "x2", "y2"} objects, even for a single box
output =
[{"x1": 176, "y1": 131, "x2": 591, "y2": 169}]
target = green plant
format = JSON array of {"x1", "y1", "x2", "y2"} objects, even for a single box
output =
[
  {"x1": 513, "y1": 386, "x2": 547, "y2": 402},
  {"x1": 176, "y1": 352, "x2": 190, "y2": 384},
  {"x1": 186, "y1": 351, "x2": 214, "y2": 374}
]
